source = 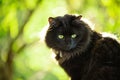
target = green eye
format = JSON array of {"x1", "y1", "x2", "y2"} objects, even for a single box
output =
[
  {"x1": 71, "y1": 34, "x2": 77, "y2": 38},
  {"x1": 58, "y1": 35, "x2": 64, "y2": 39}
]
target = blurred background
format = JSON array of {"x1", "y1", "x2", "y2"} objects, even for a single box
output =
[{"x1": 0, "y1": 0, "x2": 120, "y2": 80}]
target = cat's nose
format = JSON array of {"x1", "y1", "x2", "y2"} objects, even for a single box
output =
[
  {"x1": 66, "y1": 43, "x2": 76, "y2": 50},
  {"x1": 65, "y1": 43, "x2": 72, "y2": 50},
  {"x1": 69, "y1": 43, "x2": 76, "y2": 49},
  {"x1": 65, "y1": 39, "x2": 76, "y2": 50}
]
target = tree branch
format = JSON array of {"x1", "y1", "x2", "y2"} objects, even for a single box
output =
[{"x1": 5, "y1": 1, "x2": 42, "y2": 79}]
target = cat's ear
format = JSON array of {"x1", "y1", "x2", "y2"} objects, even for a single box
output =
[
  {"x1": 76, "y1": 15, "x2": 82, "y2": 20},
  {"x1": 48, "y1": 17, "x2": 55, "y2": 24}
]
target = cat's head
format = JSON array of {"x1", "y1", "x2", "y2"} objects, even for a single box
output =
[{"x1": 45, "y1": 14, "x2": 92, "y2": 52}]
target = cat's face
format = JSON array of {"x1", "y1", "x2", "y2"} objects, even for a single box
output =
[
  {"x1": 45, "y1": 14, "x2": 91, "y2": 52},
  {"x1": 49, "y1": 26, "x2": 81, "y2": 51}
]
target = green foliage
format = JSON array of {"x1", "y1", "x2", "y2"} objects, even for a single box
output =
[{"x1": 0, "y1": 0, "x2": 120, "y2": 80}]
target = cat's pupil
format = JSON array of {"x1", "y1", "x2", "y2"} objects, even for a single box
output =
[
  {"x1": 58, "y1": 35, "x2": 64, "y2": 39},
  {"x1": 71, "y1": 34, "x2": 77, "y2": 38}
]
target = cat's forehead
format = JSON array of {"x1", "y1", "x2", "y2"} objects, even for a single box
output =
[
  {"x1": 48, "y1": 14, "x2": 84, "y2": 33},
  {"x1": 56, "y1": 24, "x2": 76, "y2": 35}
]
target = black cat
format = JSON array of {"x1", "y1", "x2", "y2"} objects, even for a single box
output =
[{"x1": 45, "y1": 14, "x2": 120, "y2": 80}]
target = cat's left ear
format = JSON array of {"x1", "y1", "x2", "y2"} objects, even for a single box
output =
[{"x1": 48, "y1": 17, "x2": 55, "y2": 24}]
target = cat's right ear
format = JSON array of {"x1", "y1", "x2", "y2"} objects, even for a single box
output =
[
  {"x1": 76, "y1": 15, "x2": 82, "y2": 20},
  {"x1": 48, "y1": 17, "x2": 55, "y2": 24}
]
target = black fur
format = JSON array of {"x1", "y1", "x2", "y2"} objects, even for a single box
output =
[{"x1": 45, "y1": 14, "x2": 120, "y2": 80}]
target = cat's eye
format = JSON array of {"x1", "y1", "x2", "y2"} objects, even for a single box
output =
[
  {"x1": 71, "y1": 34, "x2": 77, "y2": 38},
  {"x1": 58, "y1": 35, "x2": 64, "y2": 39}
]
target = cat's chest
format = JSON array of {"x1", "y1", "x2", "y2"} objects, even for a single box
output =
[
  {"x1": 60, "y1": 52, "x2": 90, "y2": 69},
  {"x1": 59, "y1": 54, "x2": 90, "y2": 77}
]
